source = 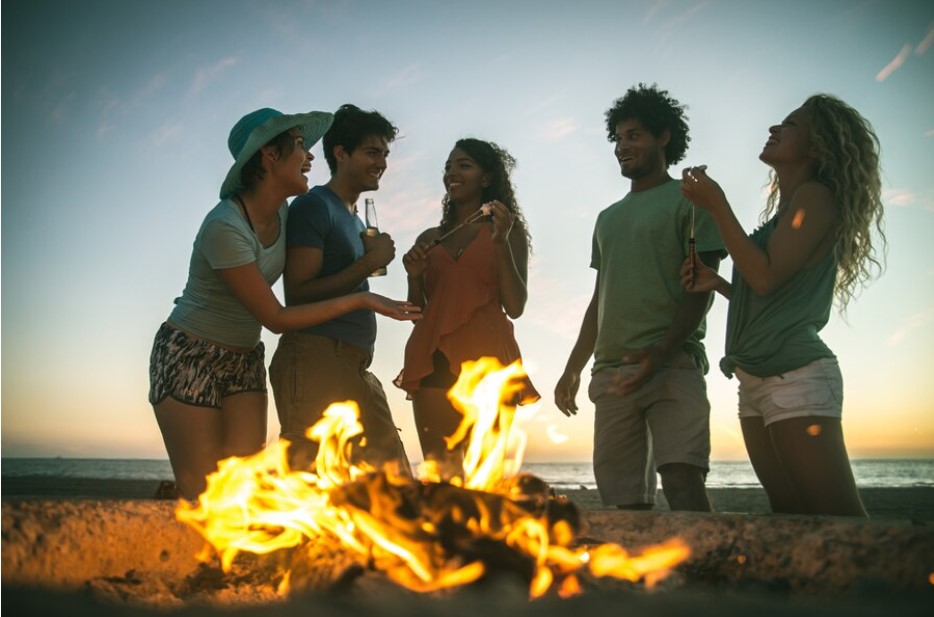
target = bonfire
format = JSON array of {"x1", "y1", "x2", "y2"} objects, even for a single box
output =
[{"x1": 176, "y1": 358, "x2": 689, "y2": 599}]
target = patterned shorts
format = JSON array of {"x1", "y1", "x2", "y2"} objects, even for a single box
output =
[{"x1": 148, "y1": 322, "x2": 267, "y2": 408}]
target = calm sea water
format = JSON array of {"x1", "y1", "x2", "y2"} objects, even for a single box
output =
[{"x1": 2, "y1": 458, "x2": 932, "y2": 490}]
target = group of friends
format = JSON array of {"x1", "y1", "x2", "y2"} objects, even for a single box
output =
[{"x1": 149, "y1": 84, "x2": 886, "y2": 519}]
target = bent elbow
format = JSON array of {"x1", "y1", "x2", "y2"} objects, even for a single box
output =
[{"x1": 261, "y1": 316, "x2": 286, "y2": 335}]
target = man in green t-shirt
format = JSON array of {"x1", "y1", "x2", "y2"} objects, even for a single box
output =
[{"x1": 555, "y1": 84, "x2": 725, "y2": 511}]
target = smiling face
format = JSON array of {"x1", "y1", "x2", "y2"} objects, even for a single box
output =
[
  {"x1": 759, "y1": 106, "x2": 815, "y2": 168},
  {"x1": 340, "y1": 134, "x2": 390, "y2": 193},
  {"x1": 268, "y1": 127, "x2": 313, "y2": 196},
  {"x1": 613, "y1": 118, "x2": 669, "y2": 181},
  {"x1": 443, "y1": 147, "x2": 490, "y2": 206}
]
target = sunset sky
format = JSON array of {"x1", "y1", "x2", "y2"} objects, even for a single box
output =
[{"x1": 3, "y1": 0, "x2": 932, "y2": 463}]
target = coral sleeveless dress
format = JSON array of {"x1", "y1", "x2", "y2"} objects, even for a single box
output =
[{"x1": 395, "y1": 224, "x2": 539, "y2": 403}]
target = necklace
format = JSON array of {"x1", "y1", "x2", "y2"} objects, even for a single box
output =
[{"x1": 233, "y1": 194, "x2": 255, "y2": 232}]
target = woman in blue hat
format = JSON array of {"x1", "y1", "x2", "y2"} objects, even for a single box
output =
[{"x1": 149, "y1": 108, "x2": 421, "y2": 499}]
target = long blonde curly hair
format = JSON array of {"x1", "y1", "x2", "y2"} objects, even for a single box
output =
[{"x1": 762, "y1": 94, "x2": 887, "y2": 312}]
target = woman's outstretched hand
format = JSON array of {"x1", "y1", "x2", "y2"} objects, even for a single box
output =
[
  {"x1": 681, "y1": 165, "x2": 726, "y2": 213},
  {"x1": 365, "y1": 293, "x2": 423, "y2": 321}
]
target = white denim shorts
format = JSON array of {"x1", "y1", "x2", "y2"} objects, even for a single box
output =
[{"x1": 735, "y1": 357, "x2": 843, "y2": 427}]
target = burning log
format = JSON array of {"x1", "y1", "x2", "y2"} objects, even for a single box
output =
[{"x1": 172, "y1": 359, "x2": 689, "y2": 599}]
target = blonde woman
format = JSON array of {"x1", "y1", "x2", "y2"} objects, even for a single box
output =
[{"x1": 681, "y1": 95, "x2": 885, "y2": 516}]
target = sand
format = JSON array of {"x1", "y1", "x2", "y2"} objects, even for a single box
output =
[
  {"x1": 3, "y1": 477, "x2": 933, "y2": 616},
  {"x1": 2, "y1": 475, "x2": 933, "y2": 521}
]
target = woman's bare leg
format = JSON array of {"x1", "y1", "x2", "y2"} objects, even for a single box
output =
[
  {"x1": 768, "y1": 416, "x2": 867, "y2": 517},
  {"x1": 740, "y1": 417, "x2": 804, "y2": 513},
  {"x1": 220, "y1": 391, "x2": 268, "y2": 459},
  {"x1": 153, "y1": 399, "x2": 223, "y2": 500},
  {"x1": 412, "y1": 387, "x2": 464, "y2": 477}
]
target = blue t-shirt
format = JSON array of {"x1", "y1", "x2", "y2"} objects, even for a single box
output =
[
  {"x1": 287, "y1": 185, "x2": 376, "y2": 352},
  {"x1": 170, "y1": 199, "x2": 288, "y2": 348}
]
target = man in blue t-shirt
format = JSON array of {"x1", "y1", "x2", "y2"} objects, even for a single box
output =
[{"x1": 270, "y1": 104, "x2": 411, "y2": 475}]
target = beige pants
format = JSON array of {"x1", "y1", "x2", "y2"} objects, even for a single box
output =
[{"x1": 269, "y1": 332, "x2": 411, "y2": 476}]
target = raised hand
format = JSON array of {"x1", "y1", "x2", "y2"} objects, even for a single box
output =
[
  {"x1": 680, "y1": 165, "x2": 726, "y2": 213},
  {"x1": 486, "y1": 200, "x2": 514, "y2": 244},
  {"x1": 402, "y1": 242, "x2": 430, "y2": 278}
]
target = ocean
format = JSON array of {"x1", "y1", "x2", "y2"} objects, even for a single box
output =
[{"x1": 2, "y1": 458, "x2": 932, "y2": 490}]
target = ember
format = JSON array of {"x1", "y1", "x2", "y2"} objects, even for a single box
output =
[{"x1": 176, "y1": 358, "x2": 690, "y2": 598}]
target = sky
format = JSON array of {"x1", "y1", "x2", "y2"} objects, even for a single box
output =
[{"x1": 2, "y1": 0, "x2": 933, "y2": 464}]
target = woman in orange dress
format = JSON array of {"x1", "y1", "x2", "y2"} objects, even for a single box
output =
[{"x1": 396, "y1": 138, "x2": 539, "y2": 467}]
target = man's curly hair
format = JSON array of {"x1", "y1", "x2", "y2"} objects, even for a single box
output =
[{"x1": 604, "y1": 83, "x2": 690, "y2": 166}]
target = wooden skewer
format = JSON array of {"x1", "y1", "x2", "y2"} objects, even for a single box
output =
[{"x1": 426, "y1": 205, "x2": 491, "y2": 249}]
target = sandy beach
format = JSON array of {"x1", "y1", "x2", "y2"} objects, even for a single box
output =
[
  {"x1": 3, "y1": 475, "x2": 933, "y2": 521},
  {"x1": 3, "y1": 477, "x2": 933, "y2": 617}
]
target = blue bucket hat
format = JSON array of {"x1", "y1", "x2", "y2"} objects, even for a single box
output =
[{"x1": 219, "y1": 107, "x2": 334, "y2": 199}]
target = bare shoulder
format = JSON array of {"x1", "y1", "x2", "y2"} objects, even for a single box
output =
[
  {"x1": 792, "y1": 181, "x2": 836, "y2": 209},
  {"x1": 416, "y1": 227, "x2": 440, "y2": 246}
]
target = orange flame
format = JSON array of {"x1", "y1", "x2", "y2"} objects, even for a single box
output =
[{"x1": 176, "y1": 357, "x2": 689, "y2": 598}]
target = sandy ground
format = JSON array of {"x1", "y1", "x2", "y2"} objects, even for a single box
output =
[
  {"x1": 3, "y1": 476, "x2": 933, "y2": 521},
  {"x1": 3, "y1": 477, "x2": 933, "y2": 616}
]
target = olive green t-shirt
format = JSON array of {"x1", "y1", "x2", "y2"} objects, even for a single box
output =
[
  {"x1": 720, "y1": 217, "x2": 836, "y2": 378},
  {"x1": 590, "y1": 179, "x2": 725, "y2": 373}
]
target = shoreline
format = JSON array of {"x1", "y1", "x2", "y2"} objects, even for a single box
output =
[{"x1": 3, "y1": 476, "x2": 933, "y2": 521}]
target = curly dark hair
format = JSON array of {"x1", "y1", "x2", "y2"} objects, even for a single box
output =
[
  {"x1": 604, "y1": 83, "x2": 690, "y2": 166},
  {"x1": 439, "y1": 138, "x2": 532, "y2": 253},
  {"x1": 322, "y1": 103, "x2": 399, "y2": 175}
]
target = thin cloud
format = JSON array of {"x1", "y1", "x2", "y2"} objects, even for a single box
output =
[
  {"x1": 916, "y1": 22, "x2": 934, "y2": 55},
  {"x1": 883, "y1": 188, "x2": 915, "y2": 207},
  {"x1": 48, "y1": 91, "x2": 75, "y2": 124},
  {"x1": 876, "y1": 44, "x2": 911, "y2": 81},
  {"x1": 525, "y1": 272, "x2": 594, "y2": 340},
  {"x1": 883, "y1": 188, "x2": 934, "y2": 211},
  {"x1": 662, "y1": 1, "x2": 708, "y2": 31},
  {"x1": 888, "y1": 308, "x2": 934, "y2": 347},
  {"x1": 925, "y1": 129, "x2": 934, "y2": 138},
  {"x1": 385, "y1": 64, "x2": 424, "y2": 91},
  {"x1": 191, "y1": 58, "x2": 238, "y2": 95},
  {"x1": 151, "y1": 121, "x2": 183, "y2": 147},
  {"x1": 96, "y1": 122, "x2": 115, "y2": 140},
  {"x1": 644, "y1": 0, "x2": 670, "y2": 24},
  {"x1": 133, "y1": 73, "x2": 168, "y2": 107},
  {"x1": 374, "y1": 188, "x2": 441, "y2": 237},
  {"x1": 543, "y1": 118, "x2": 577, "y2": 140},
  {"x1": 545, "y1": 424, "x2": 570, "y2": 445}
]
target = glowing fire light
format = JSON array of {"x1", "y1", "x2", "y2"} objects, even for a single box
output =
[{"x1": 177, "y1": 357, "x2": 690, "y2": 598}]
